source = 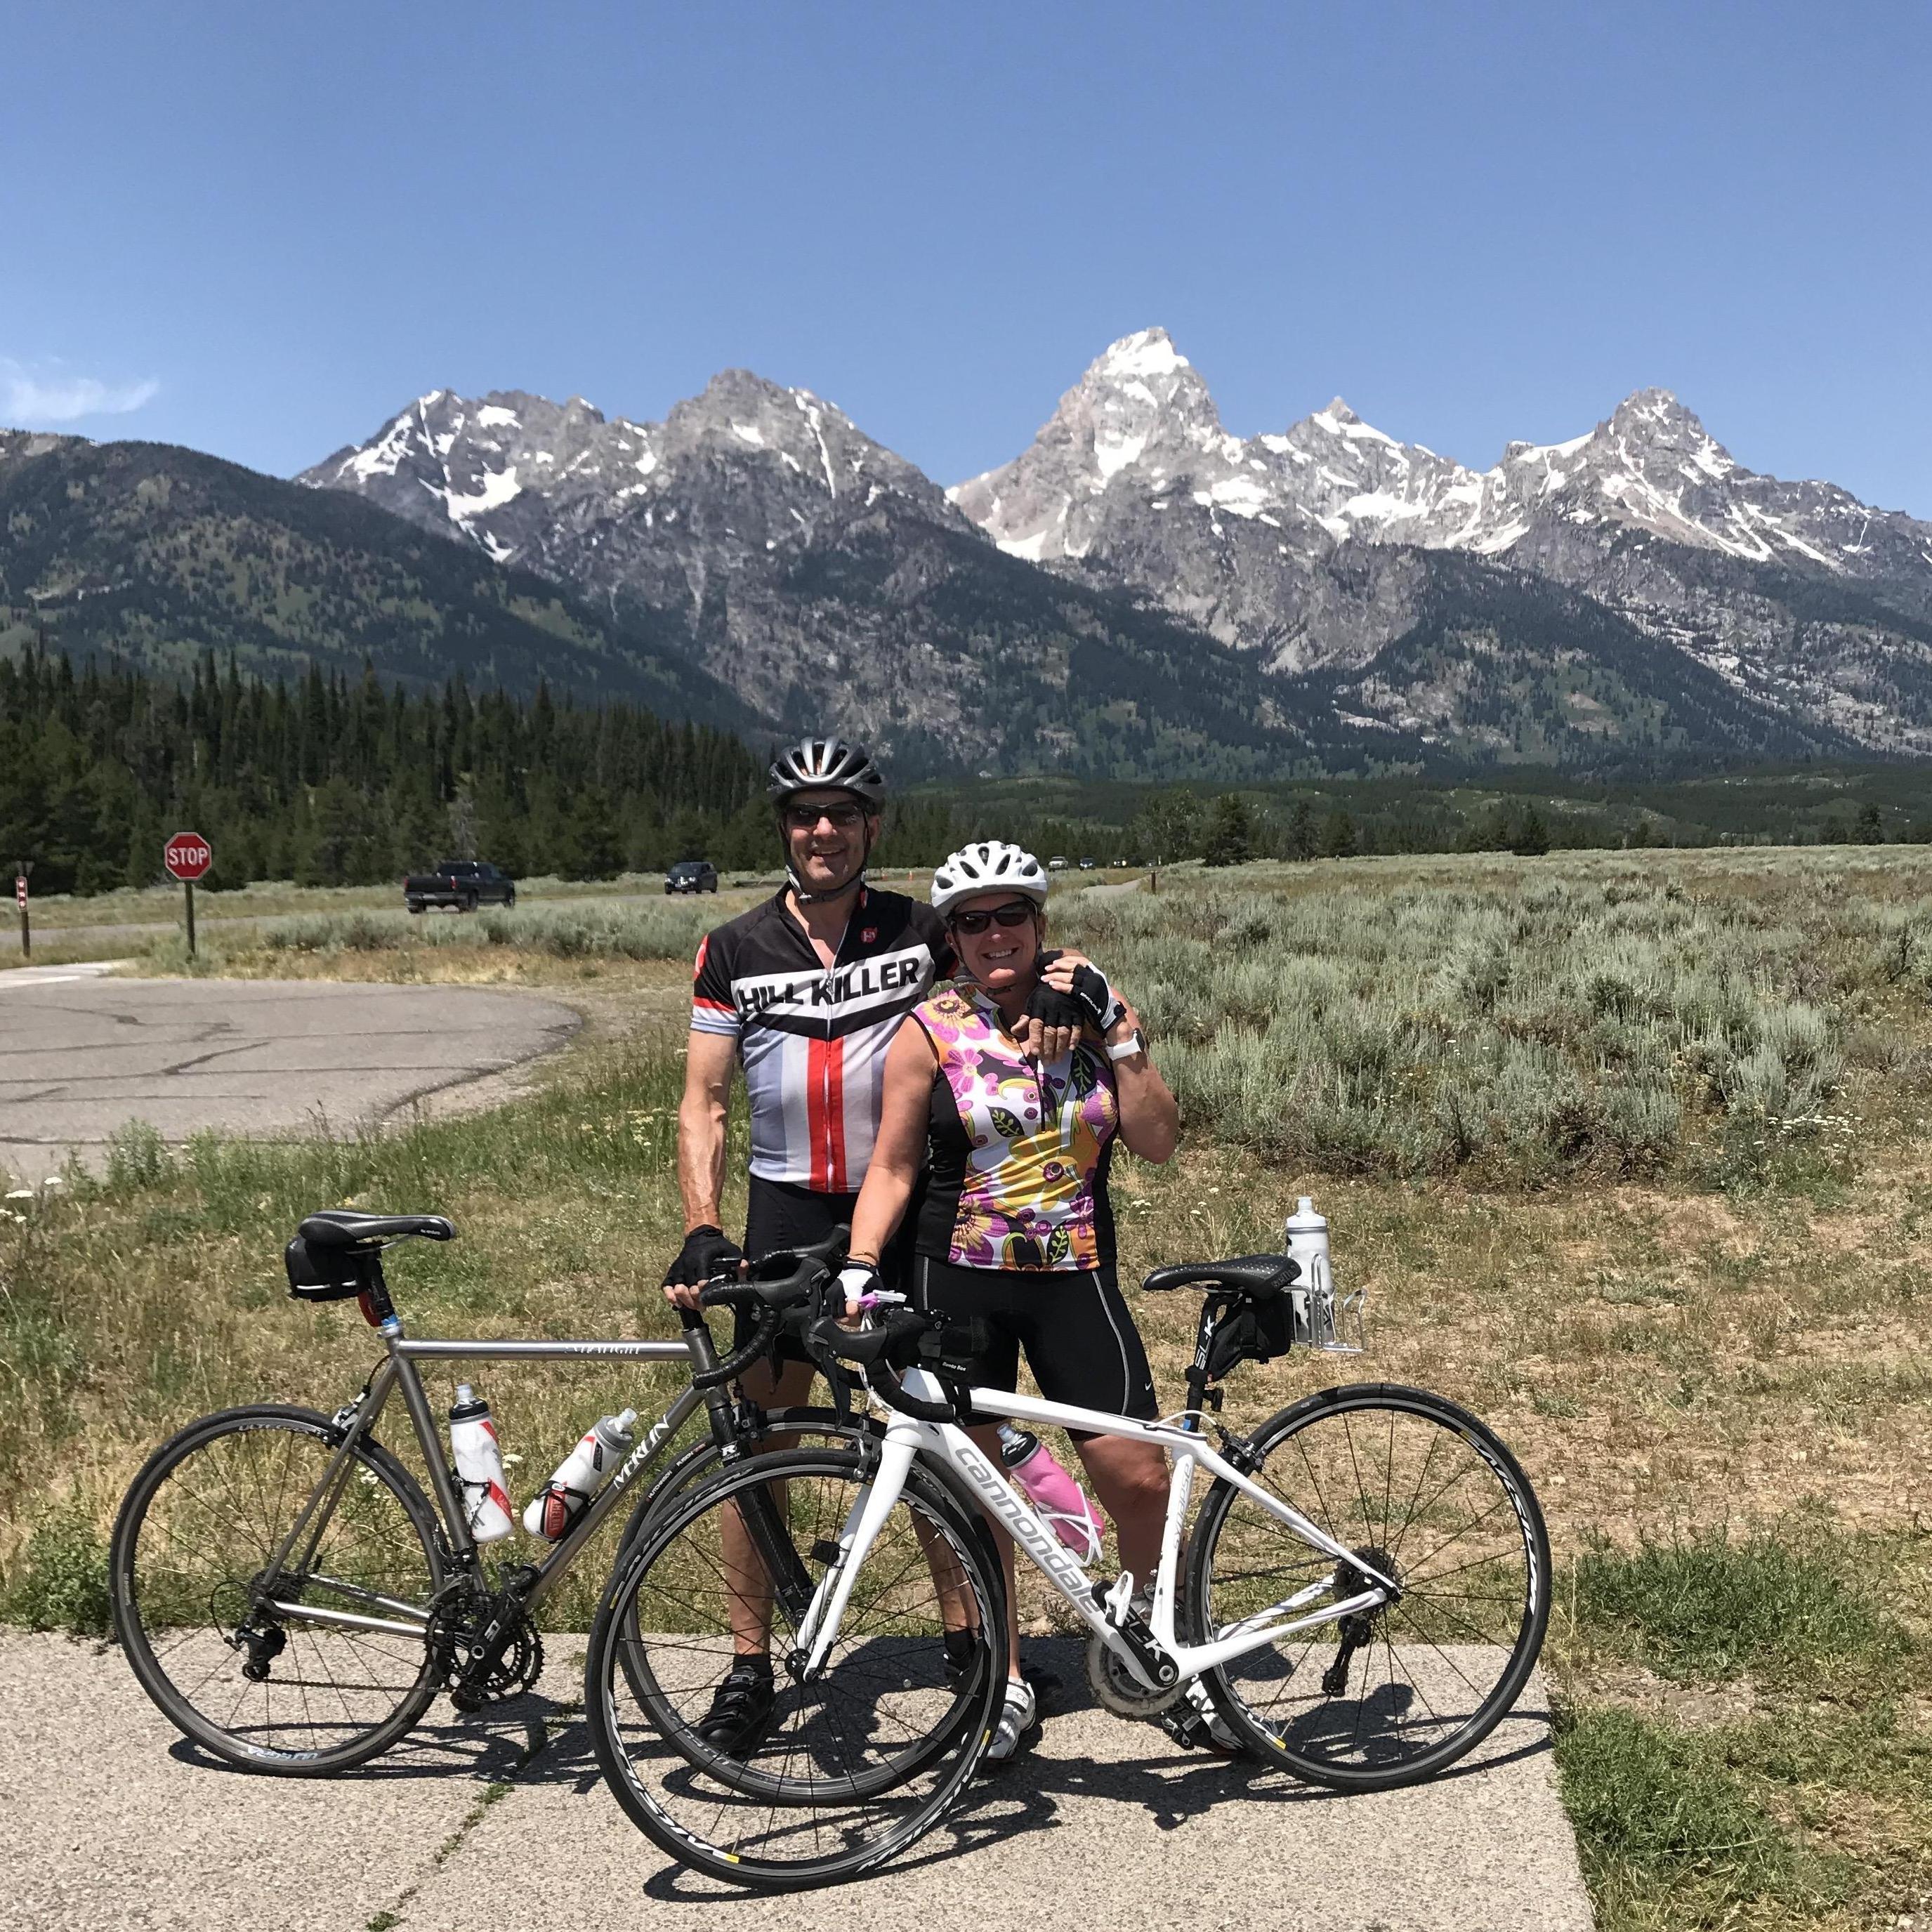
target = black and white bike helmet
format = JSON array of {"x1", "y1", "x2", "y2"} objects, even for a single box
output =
[
  {"x1": 766, "y1": 737, "x2": 888, "y2": 808},
  {"x1": 930, "y1": 841, "x2": 1050, "y2": 919}
]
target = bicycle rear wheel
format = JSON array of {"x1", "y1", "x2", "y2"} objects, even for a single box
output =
[
  {"x1": 1185, "y1": 1383, "x2": 1549, "y2": 1791},
  {"x1": 586, "y1": 1447, "x2": 1006, "y2": 1890},
  {"x1": 110, "y1": 1405, "x2": 445, "y2": 1773}
]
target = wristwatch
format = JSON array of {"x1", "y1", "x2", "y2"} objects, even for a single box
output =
[{"x1": 1106, "y1": 1030, "x2": 1146, "y2": 1063}]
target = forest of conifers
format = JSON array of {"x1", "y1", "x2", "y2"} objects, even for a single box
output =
[
  {"x1": 0, "y1": 645, "x2": 771, "y2": 893},
  {"x1": 5, "y1": 645, "x2": 1931, "y2": 896}
]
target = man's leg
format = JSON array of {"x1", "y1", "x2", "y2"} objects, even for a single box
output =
[{"x1": 719, "y1": 1351, "x2": 817, "y2": 1656}]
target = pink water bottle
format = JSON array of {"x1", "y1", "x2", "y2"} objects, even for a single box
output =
[{"x1": 997, "y1": 1423, "x2": 1105, "y2": 1563}]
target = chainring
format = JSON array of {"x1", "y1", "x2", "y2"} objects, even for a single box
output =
[
  {"x1": 427, "y1": 1591, "x2": 545, "y2": 1703},
  {"x1": 1085, "y1": 1628, "x2": 1185, "y2": 1718}
]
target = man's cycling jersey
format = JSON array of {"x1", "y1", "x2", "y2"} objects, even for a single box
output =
[{"x1": 690, "y1": 888, "x2": 952, "y2": 1192}]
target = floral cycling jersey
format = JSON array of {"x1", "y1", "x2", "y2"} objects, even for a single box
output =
[{"x1": 912, "y1": 985, "x2": 1119, "y2": 1271}]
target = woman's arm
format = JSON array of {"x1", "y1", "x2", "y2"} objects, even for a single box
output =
[
  {"x1": 848, "y1": 1021, "x2": 938, "y2": 1263},
  {"x1": 1105, "y1": 1001, "x2": 1179, "y2": 1164}
]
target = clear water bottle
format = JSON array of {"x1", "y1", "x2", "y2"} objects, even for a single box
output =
[
  {"x1": 522, "y1": 1408, "x2": 638, "y2": 1541},
  {"x1": 448, "y1": 1384, "x2": 515, "y2": 1544},
  {"x1": 997, "y1": 1422, "x2": 1105, "y2": 1563}
]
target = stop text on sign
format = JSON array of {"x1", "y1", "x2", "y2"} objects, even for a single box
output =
[{"x1": 164, "y1": 834, "x2": 213, "y2": 882}]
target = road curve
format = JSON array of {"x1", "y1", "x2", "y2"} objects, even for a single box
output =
[{"x1": 0, "y1": 977, "x2": 581, "y2": 1184}]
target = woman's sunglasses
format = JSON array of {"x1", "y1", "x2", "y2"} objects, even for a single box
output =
[{"x1": 949, "y1": 901, "x2": 1038, "y2": 935}]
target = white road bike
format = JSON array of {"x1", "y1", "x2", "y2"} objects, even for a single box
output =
[{"x1": 586, "y1": 1254, "x2": 1551, "y2": 1891}]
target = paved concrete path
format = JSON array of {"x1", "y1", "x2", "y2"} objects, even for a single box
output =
[
  {"x1": 0, "y1": 977, "x2": 581, "y2": 1183},
  {"x1": 1, "y1": 1634, "x2": 1591, "y2": 1932}
]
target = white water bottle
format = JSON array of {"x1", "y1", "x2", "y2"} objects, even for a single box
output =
[
  {"x1": 522, "y1": 1408, "x2": 638, "y2": 1541},
  {"x1": 1284, "y1": 1196, "x2": 1332, "y2": 1344},
  {"x1": 448, "y1": 1384, "x2": 515, "y2": 1544}
]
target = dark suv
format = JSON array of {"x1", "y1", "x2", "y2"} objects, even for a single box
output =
[{"x1": 665, "y1": 860, "x2": 720, "y2": 895}]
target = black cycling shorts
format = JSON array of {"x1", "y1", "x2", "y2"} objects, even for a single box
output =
[
  {"x1": 912, "y1": 1254, "x2": 1160, "y2": 1433},
  {"x1": 732, "y1": 1175, "x2": 916, "y2": 1365}
]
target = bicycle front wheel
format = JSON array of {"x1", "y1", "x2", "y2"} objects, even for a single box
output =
[
  {"x1": 110, "y1": 1405, "x2": 445, "y2": 1773},
  {"x1": 1185, "y1": 1383, "x2": 1549, "y2": 1791},
  {"x1": 586, "y1": 1448, "x2": 1006, "y2": 1891}
]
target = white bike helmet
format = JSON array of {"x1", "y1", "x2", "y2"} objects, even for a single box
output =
[{"x1": 930, "y1": 841, "x2": 1050, "y2": 920}]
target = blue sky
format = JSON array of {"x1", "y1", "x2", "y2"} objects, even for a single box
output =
[{"x1": 5, "y1": 1, "x2": 1928, "y2": 511}]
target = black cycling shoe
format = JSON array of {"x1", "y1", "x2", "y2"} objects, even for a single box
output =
[{"x1": 697, "y1": 1657, "x2": 775, "y2": 1756}]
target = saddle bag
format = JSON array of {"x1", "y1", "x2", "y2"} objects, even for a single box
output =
[
  {"x1": 284, "y1": 1235, "x2": 384, "y2": 1303},
  {"x1": 1204, "y1": 1279, "x2": 1301, "y2": 1379}
]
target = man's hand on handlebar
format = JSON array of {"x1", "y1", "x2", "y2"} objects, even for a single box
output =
[{"x1": 662, "y1": 1224, "x2": 744, "y2": 1310}]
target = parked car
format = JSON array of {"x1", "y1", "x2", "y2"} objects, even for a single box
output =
[
  {"x1": 665, "y1": 860, "x2": 720, "y2": 895},
  {"x1": 404, "y1": 860, "x2": 516, "y2": 913}
]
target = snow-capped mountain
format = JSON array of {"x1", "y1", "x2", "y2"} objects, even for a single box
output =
[
  {"x1": 951, "y1": 329, "x2": 1932, "y2": 745},
  {"x1": 954, "y1": 328, "x2": 1932, "y2": 590},
  {"x1": 297, "y1": 338, "x2": 1932, "y2": 765},
  {"x1": 300, "y1": 373, "x2": 956, "y2": 580},
  {"x1": 299, "y1": 373, "x2": 1327, "y2": 775}
]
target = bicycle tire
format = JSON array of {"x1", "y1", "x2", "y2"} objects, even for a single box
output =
[
  {"x1": 110, "y1": 1405, "x2": 445, "y2": 1774},
  {"x1": 586, "y1": 1447, "x2": 1006, "y2": 1890},
  {"x1": 1184, "y1": 1382, "x2": 1549, "y2": 1792},
  {"x1": 610, "y1": 1408, "x2": 884, "y2": 1712}
]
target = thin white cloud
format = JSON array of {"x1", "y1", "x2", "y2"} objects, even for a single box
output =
[{"x1": 2, "y1": 360, "x2": 159, "y2": 423}]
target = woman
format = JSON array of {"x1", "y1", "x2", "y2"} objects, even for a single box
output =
[{"x1": 843, "y1": 840, "x2": 1180, "y2": 1763}]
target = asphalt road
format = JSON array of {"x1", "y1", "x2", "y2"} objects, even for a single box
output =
[
  {"x1": 2, "y1": 1635, "x2": 1591, "y2": 1932},
  {"x1": 0, "y1": 974, "x2": 581, "y2": 1183}
]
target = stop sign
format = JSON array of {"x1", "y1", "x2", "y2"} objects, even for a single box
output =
[{"x1": 164, "y1": 832, "x2": 213, "y2": 882}]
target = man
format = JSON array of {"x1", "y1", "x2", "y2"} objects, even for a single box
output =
[
  {"x1": 664, "y1": 736, "x2": 945, "y2": 1331},
  {"x1": 662, "y1": 735, "x2": 1089, "y2": 1751}
]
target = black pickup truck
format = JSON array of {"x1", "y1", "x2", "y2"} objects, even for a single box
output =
[{"x1": 404, "y1": 860, "x2": 518, "y2": 913}]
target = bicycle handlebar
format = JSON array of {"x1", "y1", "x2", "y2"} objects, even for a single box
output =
[
  {"x1": 805, "y1": 1309, "x2": 962, "y2": 1423},
  {"x1": 688, "y1": 1228, "x2": 850, "y2": 1389}
]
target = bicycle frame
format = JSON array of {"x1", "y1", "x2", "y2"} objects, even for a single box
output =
[
  {"x1": 256, "y1": 1329, "x2": 704, "y2": 1639},
  {"x1": 797, "y1": 1367, "x2": 1399, "y2": 1690}
]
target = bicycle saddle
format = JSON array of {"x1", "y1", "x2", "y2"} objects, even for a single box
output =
[
  {"x1": 298, "y1": 1210, "x2": 456, "y2": 1248},
  {"x1": 1141, "y1": 1254, "x2": 1299, "y2": 1299}
]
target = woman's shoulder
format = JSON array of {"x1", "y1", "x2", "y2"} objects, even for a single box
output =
[{"x1": 916, "y1": 985, "x2": 977, "y2": 1025}]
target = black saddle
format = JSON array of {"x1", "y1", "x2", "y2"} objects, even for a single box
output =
[
  {"x1": 1141, "y1": 1254, "x2": 1299, "y2": 1299},
  {"x1": 297, "y1": 1210, "x2": 456, "y2": 1249}
]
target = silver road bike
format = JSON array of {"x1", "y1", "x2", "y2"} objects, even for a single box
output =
[{"x1": 110, "y1": 1211, "x2": 855, "y2": 1773}]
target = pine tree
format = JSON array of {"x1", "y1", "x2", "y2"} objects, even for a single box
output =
[{"x1": 1202, "y1": 794, "x2": 1255, "y2": 867}]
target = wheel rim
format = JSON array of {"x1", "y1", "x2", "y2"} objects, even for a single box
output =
[
  {"x1": 119, "y1": 1417, "x2": 439, "y2": 1764},
  {"x1": 594, "y1": 1453, "x2": 1001, "y2": 1884},
  {"x1": 1198, "y1": 1393, "x2": 1544, "y2": 1780}
]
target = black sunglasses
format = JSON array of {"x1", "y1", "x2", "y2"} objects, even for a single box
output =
[
  {"x1": 949, "y1": 900, "x2": 1038, "y2": 935},
  {"x1": 782, "y1": 801, "x2": 866, "y2": 831}
]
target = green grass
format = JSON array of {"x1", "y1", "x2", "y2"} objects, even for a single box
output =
[
  {"x1": 1570, "y1": 1527, "x2": 1911, "y2": 1692},
  {"x1": 1554, "y1": 1704, "x2": 1855, "y2": 1928},
  {"x1": 8, "y1": 847, "x2": 1932, "y2": 1926}
]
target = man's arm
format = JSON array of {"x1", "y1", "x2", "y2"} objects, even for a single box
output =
[
  {"x1": 664, "y1": 1029, "x2": 743, "y2": 1306},
  {"x1": 676, "y1": 1028, "x2": 738, "y2": 1232}
]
